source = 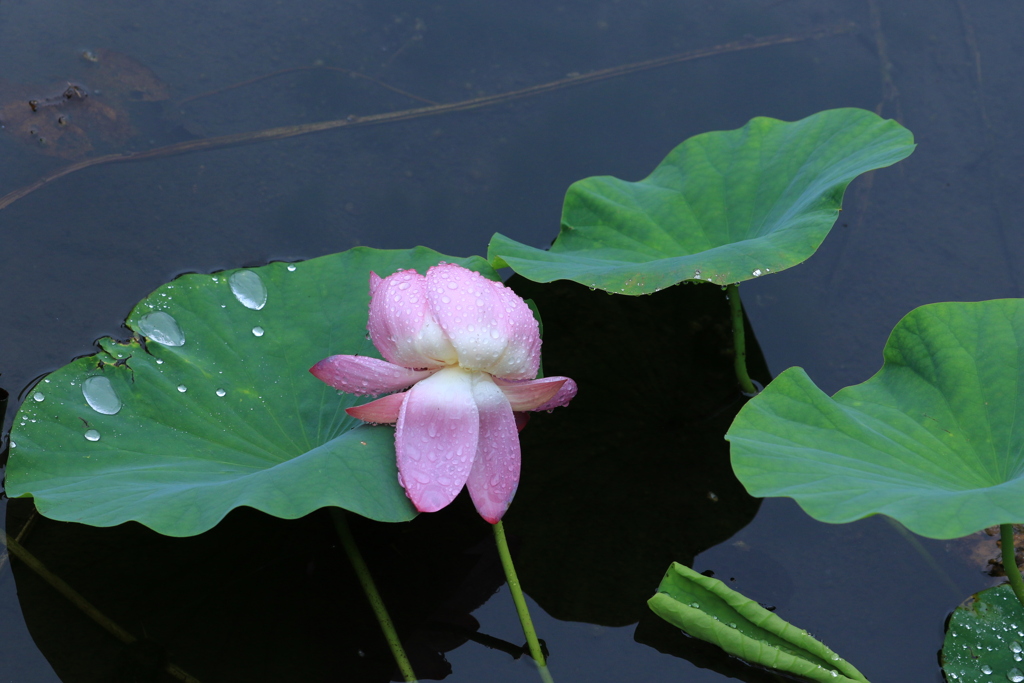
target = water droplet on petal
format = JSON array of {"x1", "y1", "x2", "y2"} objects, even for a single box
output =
[
  {"x1": 216, "y1": 388, "x2": 226, "y2": 397},
  {"x1": 229, "y1": 271, "x2": 268, "y2": 310},
  {"x1": 138, "y1": 311, "x2": 185, "y2": 346},
  {"x1": 32, "y1": 392, "x2": 45, "y2": 402},
  {"x1": 252, "y1": 326, "x2": 265, "y2": 337},
  {"x1": 84, "y1": 429, "x2": 101, "y2": 442},
  {"x1": 177, "y1": 384, "x2": 188, "y2": 393},
  {"x1": 82, "y1": 376, "x2": 122, "y2": 415}
]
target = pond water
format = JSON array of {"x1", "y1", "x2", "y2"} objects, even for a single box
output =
[{"x1": 1, "y1": 0, "x2": 1021, "y2": 681}]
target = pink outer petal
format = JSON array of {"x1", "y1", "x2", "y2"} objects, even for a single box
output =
[
  {"x1": 346, "y1": 392, "x2": 407, "y2": 424},
  {"x1": 494, "y1": 376, "x2": 570, "y2": 411},
  {"x1": 395, "y1": 367, "x2": 479, "y2": 513},
  {"x1": 532, "y1": 377, "x2": 577, "y2": 412},
  {"x1": 485, "y1": 280, "x2": 541, "y2": 380},
  {"x1": 310, "y1": 355, "x2": 433, "y2": 395},
  {"x1": 425, "y1": 264, "x2": 539, "y2": 378},
  {"x1": 367, "y1": 269, "x2": 456, "y2": 370},
  {"x1": 465, "y1": 376, "x2": 521, "y2": 524}
]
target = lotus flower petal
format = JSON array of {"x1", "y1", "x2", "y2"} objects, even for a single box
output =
[
  {"x1": 368, "y1": 270, "x2": 457, "y2": 369},
  {"x1": 310, "y1": 355, "x2": 433, "y2": 395},
  {"x1": 346, "y1": 391, "x2": 407, "y2": 424},
  {"x1": 426, "y1": 264, "x2": 539, "y2": 378},
  {"x1": 395, "y1": 367, "x2": 479, "y2": 513},
  {"x1": 533, "y1": 377, "x2": 578, "y2": 411},
  {"x1": 487, "y1": 280, "x2": 541, "y2": 380},
  {"x1": 466, "y1": 376, "x2": 520, "y2": 523},
  {"x1": 495, "y1": 376, "x2": 573, "y2": 411}
]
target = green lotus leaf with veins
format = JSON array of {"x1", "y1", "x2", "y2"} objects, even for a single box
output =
[
  {"x1": 728, "y1": 299, "x2": 1024, "y2": 540},
  {"x1": 6, "y1": 247, "x2": 498, "y2": 536},
  {"x1": 488, "y1": 108, "x2": 914, "y2": 293}
]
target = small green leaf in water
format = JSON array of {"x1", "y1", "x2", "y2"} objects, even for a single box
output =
[
  {"x1": 648, "y1": 562, "x2": 869, "y2": 683},
  {"x1": 942, "y1": 584, "x2": 1024, "y2": 682},
  {"x1": 488, "y1": 108, "x2": 914, "y2": 294}
]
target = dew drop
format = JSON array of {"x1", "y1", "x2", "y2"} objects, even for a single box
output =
[
  {"x1": 177, "y1": 384, "x2": 188, "y2": 393},
  {"x1": 156, "y1": 359, "x2": 164, "y2": 365},
  {"x1": 138, "y1": 311, "x2": 185, "y2": 346},
  {"x1": 84, "y1": 429, "x2": 101, "y2": 442},
  {"x1": 981, "y1": 664, "x2": 992, "y2": 675},
  {"x1": 752, "y1": 269, "x2": 763, "y2": 277},
  {"x1": 689, "y1": 602, "x2": 699, "y2": 609},
  {"x1": 82, "y1": 376, "x2": 122, "y2": 415},
  {"x1": 287, "y1": 264, "x2": 297, "y2": 272},
  {"x1": 1009, "y1": 669, "x2": 1024, "y2": 682},
  {"x1": 229, "y1": 270, "x2": 268, "y2": 310},
  {"x1": 1014, "y1": 642, "x2": 1024, "y2": 654},
  {"x1": 32, "y1": 392, "x2": 45, "y2": 402},
  {"x1": 216, "y1": 389, "x2": 226, "y2": 397},
  {"x1": 252, "y1": 326, "x2": 265, "y2": 337}
]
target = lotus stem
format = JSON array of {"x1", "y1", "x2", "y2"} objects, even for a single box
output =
[
  {"x1": 1000, "y1": 524, "x2": 1024, "y2": 609},
  {"x1": 726, "y1": 284, "x2": 757, "y2": 395},
  {"x1": 493, "y1": 521, "x2": 552, "y2": 681},
  {"x1": 330, "y1": 509, "x2": 417, "y2": 683}
]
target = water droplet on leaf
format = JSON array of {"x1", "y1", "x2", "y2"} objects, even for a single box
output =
[
  {"x1": 138, "y1": 311, "x2": 185, "y2": 346},
  {"x1": 229, "y1": 271, "x2": 268, "y2": 310},
  {"x1": 82, "y1": 376, "x2": 122, "y2": 415},
  {"x1": 84, "y1": 429, "x2": 101, "y2": 442},
  {"x1": 32, "y1": 392, "x2": 44, "y2": 402},
  {"x1": 252, "y1": 326, "x2": 265, "y2": 337},
  {"x1": 177, "y1": 385, "x2": 187, "y2": 393}
]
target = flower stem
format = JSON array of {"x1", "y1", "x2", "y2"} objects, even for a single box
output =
[
  {"x1": 493, "y1": 520, "x2": 552, "y2": 680},
  {"x1": 330, "y1": 509, "x2": 417, "y2": 683},
  {"x1": 1001, "y1": 523, "x2": 1024, "y2": 610},
  {"x1": 726, "y1": 283, "x2": 757, "y2": 395}
]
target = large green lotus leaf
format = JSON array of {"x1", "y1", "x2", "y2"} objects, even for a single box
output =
[
  {"x1": 728, "y1": 299, "x2": 1024, "y2": 540},
  {"x1": 488, "y1": 108, "x2": 914, "y2": 293},
  {"x1": 5, "y1": 247, "x2": 497, "y2": 536},
  {"x1": 941, "y1": 584, "x2": 1024, "y2": 681}
]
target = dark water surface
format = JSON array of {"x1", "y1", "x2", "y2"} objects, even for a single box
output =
[{"x1": 1, "y1": 1, "x2": 1022, "y2": 681}]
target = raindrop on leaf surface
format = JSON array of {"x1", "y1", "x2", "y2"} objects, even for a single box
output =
[
  {"x1": 82, "y1": 376, "x2": 122, "y2": 415},
  {"x1": 138, "y1": 311, "x2": 185, "y2": 347},
  {"x1": 228, "y1": 271, "x2": 268, "y2": 310}
]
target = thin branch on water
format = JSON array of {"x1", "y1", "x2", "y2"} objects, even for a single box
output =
[{"x1": 0, "y1": 23, "x2": 854, "y2": 213}]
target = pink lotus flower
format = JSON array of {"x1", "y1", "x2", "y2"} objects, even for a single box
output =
[{"x1": 311, "y1": 263, "x2": 577, "y2": 524}]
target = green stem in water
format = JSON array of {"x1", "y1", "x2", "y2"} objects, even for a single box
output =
[
  {"x1": 494, "y1": 521, "x2": 553, "y2": 681},
  {"x1": 726, "y1": 283, "x2": 757, "y2": 395},
  {"x1": 330, "y1": 509, "x2": 417, "y2": 683},
  {"x1": 1001, "y1": 523, "x2": 1024, "y2": 609}
]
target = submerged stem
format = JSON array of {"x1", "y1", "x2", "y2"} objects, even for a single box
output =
[
  {"x1": 1001, "y1": 523, "x2": 1024, "y2": 609},
  {"x1": 726, "y1": 284, "x2": 757, "y2": 395},
  {"x1": 493, "y1": 521, "x2": 551, "y2": 680},
  {"x1": 330, "y1": 509, "x2": 417, "y2": 683}
]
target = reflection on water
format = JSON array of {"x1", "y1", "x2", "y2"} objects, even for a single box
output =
[{"x1": 1, "y1": 0, "x2": 1022, "y2": 680}]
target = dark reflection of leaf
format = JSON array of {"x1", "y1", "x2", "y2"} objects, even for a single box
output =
[
  {"x1": 634, "y1": 611, "x2": 804, "y2": 683},
  {"x1": 6, "y1": 493, "x2": 509, "y2": 683},
  {"x1": 503, "y1": 277, "x2": 770, "y2": 627}
]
